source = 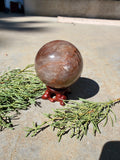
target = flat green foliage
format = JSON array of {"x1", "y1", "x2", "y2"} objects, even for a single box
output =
[
  {"x1": 0, "y1": 64, "x2": 46, "y2": 130},
  {"x1": 26, "y1": 98, "x2": 120, "y2": 142}
]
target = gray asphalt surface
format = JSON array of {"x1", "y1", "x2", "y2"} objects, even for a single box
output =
[{"x1": 0, "y1": 13, "x2": 120, "y2": 160}]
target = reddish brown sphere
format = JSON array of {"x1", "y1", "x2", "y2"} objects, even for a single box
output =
[{"x1": 35, "y1": 40, "x2": 83, "y2": 89}]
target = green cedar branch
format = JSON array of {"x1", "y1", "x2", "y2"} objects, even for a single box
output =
[
  {"x1": 0, "y1": 64, "x2": 46, "y2": 130},
  {"x1": 25, "y1": 98, "x2": 120, "y2": 142}
]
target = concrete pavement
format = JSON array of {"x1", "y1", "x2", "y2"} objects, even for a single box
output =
[{"x1": 0, "y1": 13, "x2": 120, "y2": 160}]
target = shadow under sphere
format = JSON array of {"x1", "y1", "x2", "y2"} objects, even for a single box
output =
[{"x1": 69, "y1": 77, "x2": 99, "y2": 100}]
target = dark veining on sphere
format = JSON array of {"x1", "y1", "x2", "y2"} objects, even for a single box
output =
[{"x1": 35, "y1": 40, "x2": 83, "y2": 88}]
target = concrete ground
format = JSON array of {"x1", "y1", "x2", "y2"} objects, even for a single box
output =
[{"x1": 0, "y1": 13, "x2": 120, "y2": 160}]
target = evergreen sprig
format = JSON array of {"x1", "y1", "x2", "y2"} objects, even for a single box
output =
[
  {"x1": 0, "y1": 64, "x2": 46, "y2": 130},
  {"x1": 25, "y1": 98, "x2": 120, "y2": 142}
]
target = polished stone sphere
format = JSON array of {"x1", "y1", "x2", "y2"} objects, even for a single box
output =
[{"x1": 35, "y1": 40, "x2": 83, "y2": 89}]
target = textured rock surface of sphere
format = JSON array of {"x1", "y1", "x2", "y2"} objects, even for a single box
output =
[{"x1": 35, "y1": 40, "x2": 83, "y2": 88}]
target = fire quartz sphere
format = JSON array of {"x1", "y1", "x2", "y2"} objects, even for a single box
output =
[{"x1": 35, "y1": 40, "x2": 83, "y2": 89}]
